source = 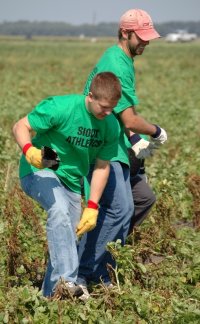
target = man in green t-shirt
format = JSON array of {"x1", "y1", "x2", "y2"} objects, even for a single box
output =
[
  {"x1": 12, "y1": 72, "x2": 121, "y2": 298},
  {"x1": 78, "y1": 9, "x2": 167, "y2": 293}
]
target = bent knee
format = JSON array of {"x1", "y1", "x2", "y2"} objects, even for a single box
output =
[
  {"x1": 47, "y1": 204, "x2": 70, "y2": 227},
  {"x1": 149, "y1": 192, "x2": 156, "y2": 206}
]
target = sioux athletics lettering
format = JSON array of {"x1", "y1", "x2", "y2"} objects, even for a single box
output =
[
  {"x1": 77, "y1": 127, "x2": 100, "y2": 138},
  {"x1": 66, "y1": 126, "x2": 103, "y2": 148}
]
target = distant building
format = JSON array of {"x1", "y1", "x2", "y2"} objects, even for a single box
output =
[
  {"x1": 165, "y1": 33, "x2": 180, "y2": 42},
  {"x1": 79, "y1": 34, "x2": 85, "y2": 40},
  {"x1": 165, "y1": 30, "x2": 197, "y2": 42}
]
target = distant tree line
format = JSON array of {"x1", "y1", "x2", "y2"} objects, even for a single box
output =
[{"x1": 0, "y1": 20, "x2": 199, "y2": 38}]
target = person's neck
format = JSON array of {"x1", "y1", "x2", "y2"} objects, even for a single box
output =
[
  {"x1": 85, "y1": 96, "x2": 91, "y2": 113},
  {"x1": 118, "y1": 40, "x2": 135, "y2": 59}
]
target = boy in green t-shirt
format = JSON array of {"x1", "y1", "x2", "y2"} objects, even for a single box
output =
[{"x1": 12, "y1": 72, "x2": 121, "y2": 298}]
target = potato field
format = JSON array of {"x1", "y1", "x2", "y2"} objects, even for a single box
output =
[{"x1": 0, "y1": 36, "x2": 200, "y2": 323}]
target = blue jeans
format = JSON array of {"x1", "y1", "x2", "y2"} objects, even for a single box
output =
[
  {"x1": 78, "y1": 162, "x2": 134, "y2": 284},
  {"x1": 21, "y1": 170, "x2": 81, "y2": 297}
]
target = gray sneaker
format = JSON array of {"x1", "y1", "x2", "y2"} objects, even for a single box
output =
[
  {"x1": 77, "y1": 277, "x2": 90, "y2": 301},
  {"x1": 64, "y1": 281, "x2": 84, "y2": 297},
  {"x1": 53, "y1": 280, "x2": 83, "y2": 299}
]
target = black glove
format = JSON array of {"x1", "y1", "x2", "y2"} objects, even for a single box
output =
[{"x1": 41, "y1": 146, "x2": 60, "y2": 171}]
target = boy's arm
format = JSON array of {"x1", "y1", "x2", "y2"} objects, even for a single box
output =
[
  {"x1": 76, "y1": 159, "x2": 110, "y2": 236},
  {"x1": 12, "y1": 116, "x2": 59, "y2": 169},
  {"x1": 89, "y1": 159, "x2": 110, "y2": 204},
  {"x1": 12, "y1": 116, "x2": 33, "y2": 149}
]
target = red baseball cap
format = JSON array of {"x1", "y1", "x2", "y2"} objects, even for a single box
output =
[{"x1": 119, "y1": 9, "x2": 160, "y2": 41}]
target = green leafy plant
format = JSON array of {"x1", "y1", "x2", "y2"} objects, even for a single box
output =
[{"x1": 0, "y1": 38, "x2": 200, "y2": 323}]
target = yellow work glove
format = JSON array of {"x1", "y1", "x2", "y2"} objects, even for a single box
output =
[
  {"x1": 76, "y1": 207, "x2": 98, "y2": 236},
  {"x1": 25, "y1": 146, "x2": 43, "y2": 169}
]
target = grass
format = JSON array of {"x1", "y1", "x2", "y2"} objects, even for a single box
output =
[{"x1": 0, "y1": 37, "x2": 200, "y2": 323}]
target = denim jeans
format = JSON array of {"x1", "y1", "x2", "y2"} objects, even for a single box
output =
[
  {"x1": 21, "y1": 170, "x2": 81, "y2": 297},
  {"x1": 78, "y1": 161, "x2": 134, "y2": 284}
]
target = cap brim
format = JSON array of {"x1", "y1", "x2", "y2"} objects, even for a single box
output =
[{"x1": 135, "y1": 28, "x2": 161, "y2": 41}]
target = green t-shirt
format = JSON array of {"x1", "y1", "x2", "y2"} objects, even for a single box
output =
[
  {"x1": 19, "y1": 95, "x2": 120, "y2": 193},
  {"x1": 84, "y1": 45, "x2": 139, "y2": 166}
]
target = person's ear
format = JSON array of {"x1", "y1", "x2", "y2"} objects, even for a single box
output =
[
  {"x1": 121, "y1": 29, "x2": 128, "y2": 40},
  {"x1": 88, "y1": 92, "x2": 93, "y2": 102}
]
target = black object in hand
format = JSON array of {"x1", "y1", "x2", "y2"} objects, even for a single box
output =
[{"x1": 42, "y1": 146, "x2": 60, "y2": 171}]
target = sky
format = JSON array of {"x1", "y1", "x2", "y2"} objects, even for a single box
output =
[{"x1": 0, "y1": 0, "x2": 200, "y2": 25}]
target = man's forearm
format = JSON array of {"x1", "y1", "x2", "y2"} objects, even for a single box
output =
[
  {"x1": 126, "y1": 115, "x2": 157, "y2": 135},
  {"x1": 120, "y1": 107, "x2": 157, "y2": 136}
]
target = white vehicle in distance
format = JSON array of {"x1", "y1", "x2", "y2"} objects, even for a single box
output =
[{"x1": 165, "y1": 30, "x2": 197, "y2": 42}]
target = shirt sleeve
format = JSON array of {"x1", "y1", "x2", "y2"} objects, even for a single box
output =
[
  {"x1": 27, "y1": 97, "x2": 63, "y2": 133},
  {"x1": 114, "y1": 74, "x2": 139, "y2": 114}
]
